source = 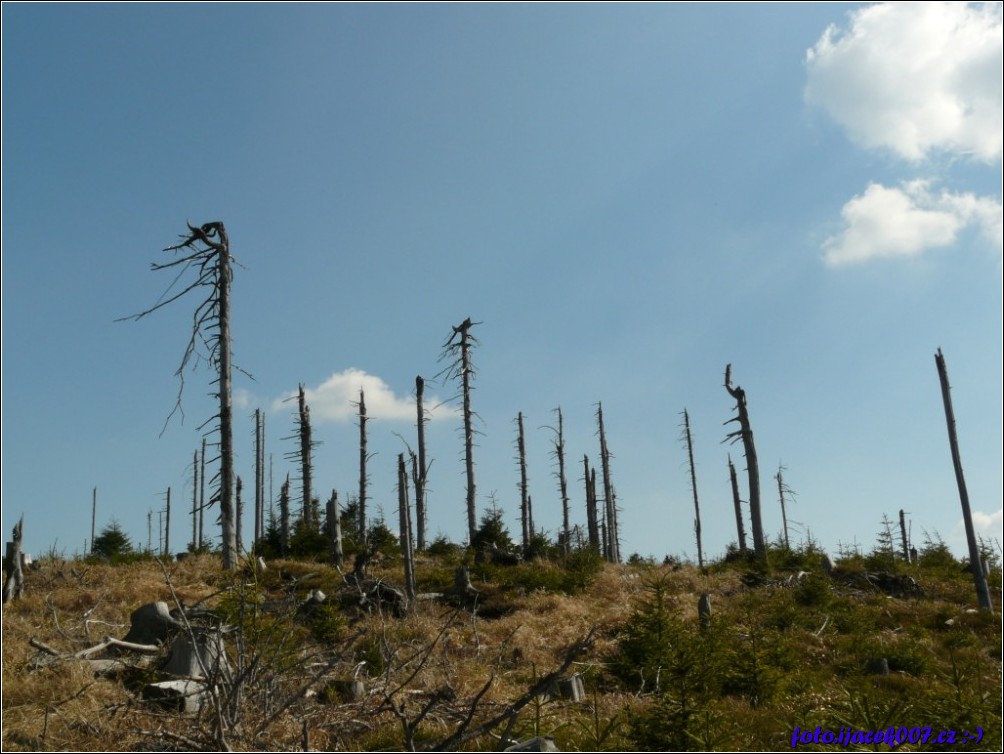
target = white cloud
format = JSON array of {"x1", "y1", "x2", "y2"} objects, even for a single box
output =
[
  {"x1": 272, "y1": 368, "x2": 456, "y2": 424},
  {"x1": 233, "y1": 388, "x2": 256, "y2": 411},
  {"x1": 822, "y1": 180, "x2": 1003, "y2": 266},
  {"x1": 951, "y1": 507, "x2": 1003, "y2": 554},
  {"x1": 806, "y1": 2, "x2": 1003, "y2": 162}
]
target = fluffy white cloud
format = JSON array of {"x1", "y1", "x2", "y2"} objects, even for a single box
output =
[
  {"x1": 272, "y1": 368, "x2": 456, "y2": 423},
  {"x1": 823, "y1": 180, "x2": 1003, "y2": 266},
  {"x1": 806, "y1": 2, "x2": 1003, "y2": 162},
  {"x1": 971, "y1": 507, "x2": 1004, "y2": 537}
]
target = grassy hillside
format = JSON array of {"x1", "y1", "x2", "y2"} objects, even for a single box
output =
[{"x1": 2, "y1": 546, "x2": 1000, "y2": 751}]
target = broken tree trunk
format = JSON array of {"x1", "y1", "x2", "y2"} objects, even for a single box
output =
[
  {"x1": 724, "y1": 364, "x2": 766, "y2": 562},
  {"x1": 682, "y1": 409, "x2": 704, "y2": 570},
  {"x1": 518, "y1": 412, "x2": 531, "y2": 552},
  {"x1": 728, "y1": 454, "x2": 748, "y2": 556},
  {"x1": 935, "y1": 349, "x2": 991, "y2": 611},
  {"x1": 327, "y1": 489, "x2": 344, "y2": 567},
  {"x1": 597, "y1": 403, "x2": 619, "y2": 563},
  {"x1": 3, "y1": 515, "x2": 25, "y2": 604},
  {"x1": 358, "y1": 388, "x2": 369, "y2": 547},
  {"x1": 398, "y1": 454, "x2": 416, "y2": 608},
  {"x1": 415, "y1": 375, "x2": 429, "y2": 551}
]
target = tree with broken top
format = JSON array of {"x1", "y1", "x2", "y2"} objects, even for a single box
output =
[
  {"x1": 119, "y1": 221, "x2": 240, "y2": 569},
  {"x1": 438, "y1": 317, "x2": 481, "y2": 546},
  {"x1": 724, "y1": 363, "x2": 766, "y2": 562}
]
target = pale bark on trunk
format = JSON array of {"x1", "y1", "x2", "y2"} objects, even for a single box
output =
[{"x1": 935, "y1": 349, "x2": 991, "y2": 611}]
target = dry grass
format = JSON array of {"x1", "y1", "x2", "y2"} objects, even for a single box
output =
[{"x1": 3, "y1": 552, "x2": 1001, "y2": 751}]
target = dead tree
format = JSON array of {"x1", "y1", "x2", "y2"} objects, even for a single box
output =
[
  {"x1": 357, "y1": 389, "x2": 370, "y2": 547},
  {"x1": 439, "y1": 318, "x2": 481, "y2": 545},
  {"x1": 119, "y1": 221, "x2": 239, "y2": 569},
  {"x1": 327, "y1": 489, "x2": 344, "y2": 567},
  {"x1": 935, "y1": 349, "x2": 991, "y2": 611},
  {"x1": 91, "y1": 487, "x2": 97, "y2": 554},
  {"x1": 414, "y1": 375, "x2": 430, "y2": 550},
  {"x1": 728, "y1": 454, "x2": 748, "y2": 556},
  {"x1": 583, "y1": 456, "x2": 600, "y2": 552},
  {"x1": 596, "y1": 403, "x2": 619, "y2": 563},
  {"x1": 199, "y1": 438, "x2": 207, "y2": 551},
  {"x1": 545, "y1": 408, "x2": 572, "y2": 555},
  {"x1": 164, "y1": 487, "x2": 171, "y2": 557},
  {"x1": 516, "y1": 412, "x2": 532, "y2": 551},
  {"x1": 724, "y1": 364, "x2": 766, "y2": 562},
  {"x1": 681, "y1": 409, "x2": 704, "y2": 570},
  {"x1": 191, "y1": 450, "x2": 199, "y2": 552},
  {"x1": 3, "y1": 516, "x2": 25, "y2": 604},
  {"x1": 398, "y1": 454, "x2": 416, "y2": 607},
  {"x1": 775, "y1": 463, "x2": 794, "y2": 549},
  {"x1": 254, "y1": 408, "x2": 265, "y2": 547},
  {"x1": 279, "y1": 474, "x2": 291, "y2": 556},
  {"x1": 297, "y1": 385, "x2": 315, "y2": 529},
  {"x1": 898, "y1": 509, "x2": 910, "y2": 562},
  {"x1": 235, "y1": 477, "x2": 243, "y2": 553}
]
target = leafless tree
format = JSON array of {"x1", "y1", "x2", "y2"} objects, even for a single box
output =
[
  {"x1": 120, "y1": 221, "x2": 240, "y2": 569},
  {"x1": 724, "y1": 364, "x2": 766, "y2": 562},
  {"x1": 728, "y1": 454, "x2": 748, "y2": 556},
  {"x1": 543, "y1": 408, "x2": 571, "y2": 554},
  {"x1": 438, "y1": 318, "x2": 481, "y2": 545},
  {"x1": 935, "y1": 348, "x2": 991, "y2": 610},
  {"x1": 681, "y1": 409, "x2": 703, "y2": 570},
  {"x1": 596, "y1": 403, "x2": 619, "y2": 563}
]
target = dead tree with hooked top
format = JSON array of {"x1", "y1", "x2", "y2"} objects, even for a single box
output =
[
  {"x1": 724, "y1": 364, "x2": 766, "y2": 562},
  {"x1": 119, "y1": 221, "x2": 240, "y2": 569}
]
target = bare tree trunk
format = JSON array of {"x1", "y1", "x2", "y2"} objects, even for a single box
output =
[
  {"x1": 414, "y1": 376, "x2": 429, "y2": 551},
  {"x1": 517, "y1": 412, "x2": 531, "y2": 552},
  {"x1": 280, "y1": 474, "x2": 291, "y2": 557},
  {"x1": 235, "y1": 476, "x2": 243, "y2": 555},
  {"x1": 327, "y1": 489, "x2": 343, "y2": 567},
  {"x1": 439, "y1": 318, "x2": 480, "y2": 546},
  {"x1": 164, "y1": 487, "x2": 171, "y2": 557},
  {"x1": 597, "y1": 403, "x2": 619, "y2": 564},
  {"x1": 776, "y1": 465, "x2": 789, "y2": 549},
  {"x1": 214, "y1": 225, "x2": 237, "y2": 570},
  {"x1": 935, "y1": 349, "x2": 991, "y2": 611},
  {"x1": 728, "y1": 454, "x2": 748, "y2": 556},
  {"x1": 682, "y1": 409, "x2": 704, "y2": 570},
  {"x1": 123, "y1": 221, "x2": 237, "y2": 568},
  {"x1": 192, "y1": 450, "x2": 198, "y2": 552},
  {"x1": 398, "y1": 454, "x2": 416, "y2": 607},
  {"x1": 298, "y1": 385, "x2": 314, "y2": 531},
  {"x1": 91, "y1": 487, "x2": 97, "y2": 555},
  {"x1": 725, "y1": 364, "x2": 766, "y2": 562},
  {"x1": 898, "y1": 509, "x2": 910, "y2": 562},
  {"x1": 583, "y1": 456, "x2": 599, "y2": 552},
  {"x1": 358, "y1": 389, "x2": 368, "y2": 547},
  {"x1": 199, "y1": 438, "x2": 207, "y2": 551},
  {"x1": 553, "y1": 408, "x2": 571, "y2": 555},
  {"x1": 255, "y1": 408, "x2": 264, "y2": 547},
  {"x1": 458, "y1": 320, "x2": 477, "y2": 545}
]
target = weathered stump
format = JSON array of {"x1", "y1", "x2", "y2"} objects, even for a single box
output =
[
  {"x1": 161, "y1": 628, "x2": 231, "y2": 681},
  {"x1": 3, "y1": 516, "x2": 25, "y2": 604},
  {"x1": 143, "y1": 679, "x2": 209, "y2": 713},
  {"x1": 698, "y1": 593, "x2": 712, "y2": 631},
  {"x1": 122, "y1": 601, "x2": 182, "y2": 645}
]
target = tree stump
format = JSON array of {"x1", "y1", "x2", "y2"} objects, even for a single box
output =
[
  {"x1": 161, "y1": 628, "x2": 231, "y2": 681},
  {"x1": 122, "y1": 601, "x2": 182, "y2": 645},
  {"x1": 2, "y1": 516, "x2": 25, "y2": 604}
]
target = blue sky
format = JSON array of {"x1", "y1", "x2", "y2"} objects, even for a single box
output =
[{"x1": 3, "y1": 3, "x2": 1001, "y2": 562}]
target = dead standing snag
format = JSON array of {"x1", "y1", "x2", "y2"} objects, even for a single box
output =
[
  {"x1": 120, "y1": 221, "x2": 240, "y2": 569},
  {"x1": 724, "y1": 364, "x2": 766, "y2": 562}
]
